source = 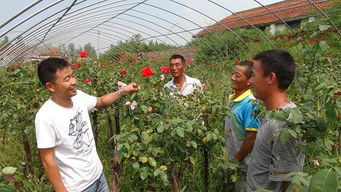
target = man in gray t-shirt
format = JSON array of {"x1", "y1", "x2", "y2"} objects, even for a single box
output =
[
  {"x1": 246, "y1": 103, "x2": 304, "y2": 191},
  {"x1": 247, "y1": 50, "x2": 305, "y2": 191}
]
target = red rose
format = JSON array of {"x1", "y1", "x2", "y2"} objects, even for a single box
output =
[
  {"x1": 150, "y1": 56, "x2": 157, "y2": 60},
  {"x1": 249, "y1": 59, "x2": 254, "y2": 63},
  {"x1": 79, "y1": 51, "x2": 89, "y2": 58},
  {"x1": 141, "y1": 66, "x2": 153, "y2": 77},
  {"x1": 160, "y1": 66, "x2": 170, "y2": 74},
  {"x1": 236, "y1": 59, "x2": 240, "y2": 63},
  {"x1": 120, "y1": 70, "x2": 127, "y2": 75},
  {"x1": 84, "y1": 77, "x2": 91, "y2": 83},
  {"x1": 130, "y1": 58, "x2": 138, "y2": 62},
  {"x1": 187, "y1": 59, "x2": 192, "y2": 64},
  {"x1": 73, "y1": 62, "x2": 81, "y2": 67},
  {"x1": 326, "y1": 56, "x2": 333, "y2": 60}
]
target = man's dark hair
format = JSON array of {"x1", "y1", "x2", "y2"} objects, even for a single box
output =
[
  {"x1": 169, "y1": 54, "x2": 186, "y2": 64},
  {"x1": 38, "y1": 58, "x2": 70, "y2": 86},
  {"x1": 236, "y1": 60, "x2": 253, "y2": 79},
  {"x1": 254, "y1": 49, "x2": 295, "y2": 90}
]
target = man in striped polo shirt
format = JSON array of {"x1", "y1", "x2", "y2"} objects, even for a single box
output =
[{"x1": 225, "y1": 60, "x2": 260, "y2": 191}]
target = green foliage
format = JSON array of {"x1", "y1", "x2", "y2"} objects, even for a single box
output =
[
  {"x1": 84, "y1": 43, "x2": 97, "y2": 58},
  {"x1": 189, "y1": 28, "x2": 274, "y2": 63}
]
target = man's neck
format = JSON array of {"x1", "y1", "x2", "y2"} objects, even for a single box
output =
[
  {"x1": 263, "y1": 91, "x2": 290, "y2": 111},
  {"x1": 51, "y1": 94, "x2": 73, "y2": 108},
  {"x1": 173, "y1": 74, "x2": 186, "y2": 89},
  {"x1": 232, "y1": 89, "x2": 249, "y2": 100}
]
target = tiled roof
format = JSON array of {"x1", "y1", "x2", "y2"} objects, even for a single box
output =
[{"x1": 195, "y1": 0, "x2": 333, "y2": 37}]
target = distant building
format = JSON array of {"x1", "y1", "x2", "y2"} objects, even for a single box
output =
[
  {"x1": 29, "y1": 47, "x2": 61, "y2": 62},
  {"x1": 194, "y1": 0, "x2": 333, "y2": 37}
]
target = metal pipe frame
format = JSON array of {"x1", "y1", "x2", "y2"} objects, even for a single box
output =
[
  {"x1": 306, "y1": 0, "x2": 341, "y2": 37},
  {"x1": 0, "y1": 0, "x2": 133, "y2": 58},
  {"x1": 0, "y1": 0, "x2": 65, "y2": 39},
  {"x1": 1, "y1": 0, "x2": 338, "y2": 66},
  {"x1": 169, "y1": 0, "x2": 256, "y2": 54},
  {"x1": 207, "y1": 0, "x2": 276, "y2": 49},
  {"x1": 0, "y1": 0, "x2": 43, "y2": 29}
]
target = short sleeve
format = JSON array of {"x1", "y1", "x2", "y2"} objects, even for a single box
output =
[
  {"x1": 269, "y1": 123, "x2": 305, "y2": 181},
  {"x1": 243, "y1": 102, "x2": 260, "y2": 131},
  {"x1": 193, "y1": 79, "x2": 203, "y2": 92},
  {"x1": 35, "y1": 113, "x2": 56, "y2": 149},
  {"x1": 77, "y1": 90, "x2": 97, "y2": 111}
]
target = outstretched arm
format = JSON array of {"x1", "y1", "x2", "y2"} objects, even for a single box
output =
[{"x1": 96, "y1": 83, "x2": 139, "y2": 109}]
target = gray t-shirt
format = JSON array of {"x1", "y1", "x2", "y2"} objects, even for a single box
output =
[{"x1": 246, "y1": 102, "x2": 305, "y2": 192}]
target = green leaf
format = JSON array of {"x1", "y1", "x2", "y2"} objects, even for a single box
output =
[
  {"x1": 160, "y1": 172, "x2": 168, "y2": 185},
  {"x1": 325, "y1": 106, "x2": 337, "y2": 122},
  {"x1": 157, "y1": 125, "x2": 165, "y2": 133},
  {"x1": 148, "y1": 157, "x2": 157, "y2": 167},
  {"x1": 190, "y1": 141, "x2": 197, "y2": 149},
  {"x1": 316, "y1": 117, "x2": 327, "y2": 131},
  {"x1": 154, "y1": 169, "x2": 161, "y2": 176},
  {"x1": 279, "y1": 129, "x2": 290, "y2": 144},
  {"x1": 133, "y1": 162, "x2": 140, "y2": 170},
  {"x1": 128, "y1": 134, "x2": 138, "y2": 142},
  {"x1": 141, "y1": 105, "x2": 148, "y2": 113},
  {"x1": 0, "y1": 187, "x2": 14, "y2": 192},
  {"x1": 336, "y1": 97, "x2": 341, "y2": 107},
  {"x1": 117, "y1": 144, "x2": 123, "y2": 151},
  {"x1": 176, "y1": 128, "x2": 184, "y2": 137},
  {"x1": 255, "y1": 190, "x2": 273, "y2": 192},
  {"x1": 319, "y1": 25, "x2": 331, "y2": 31},
  {"x1": 308, "y1": 169, "x2": 337, "y2": 192},
  {"x1": 2, "y1": 167, "x2": 17, "y2": 175},
  {"x1": 319, "y1": 41, "x2": 329, "y2": 51},
  {"x1": 140, "y1": 167, "x2": 149, "y2": 180},
  {"x1": 274, "y1": 110, "x2": 287, "y2": 121},
  {"x1": 186, "y1": 121, "x2": 193, "y2": 131},
  {"x1": 159, "y1": 165, "x2": 168, "y2": 171},
  {"x1": 287, "y1": 129, "x2": 298, "y2": 139}
]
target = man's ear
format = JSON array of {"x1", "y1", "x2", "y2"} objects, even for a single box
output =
[
  {"x1": 267, "y1": 72, "x2": 277, "y2": 85},
  {"x1": 246, "y1": 79, "x2": 252, "y2": 86},
  {"x1": 46, "y1": 82, "x2": 55, "y2": 93}
]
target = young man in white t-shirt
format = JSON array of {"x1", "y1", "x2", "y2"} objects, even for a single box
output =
[
  {"x1": 164, "y1": 54, "x2": 202, "y2": 96},
  {"x1": 35, "y1": 58, "x2": 139, "y2": 192}
]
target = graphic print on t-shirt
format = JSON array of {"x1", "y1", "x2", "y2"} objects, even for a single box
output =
[{"x1": 68, "y1": 108, "x2": 93, "y2": 154}]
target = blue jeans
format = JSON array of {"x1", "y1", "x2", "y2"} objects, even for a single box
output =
[{"x1": 82, "y1": 173, "x2": 109, "y2": 192}]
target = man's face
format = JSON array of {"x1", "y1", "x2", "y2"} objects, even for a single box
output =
[
  {"x1": 169, "y1": 58, "x2": 185, "y2": 78},
  {"x1": 48, "y1": 66, "x2": 77, "y2": 98},
  {"x1": 250, "y1": 60, "x2": 268, "y2": 100},
  {"x1": 231, "y1": 65, "x2": 251, "y2": 92}
]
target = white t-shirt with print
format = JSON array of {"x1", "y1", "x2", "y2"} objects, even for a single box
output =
[
  {"x1": 35, "y1": 90, "x2": 102, "y2": 192},
  {"x1": 164, "y1": 74, "x2": 202, "y2": 96}
]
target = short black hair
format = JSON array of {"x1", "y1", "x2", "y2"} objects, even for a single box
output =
[
  {"x1": 254, "y1": 49, "x2": 295, "y2": 90},
  {"x1": 38, "y1": 58, "x2": 70, "y2": 87},
  {"x1": 236, "y1": 60, "x2": 253, "y2": 79},
  {"x1": 169, "y1": 54, "x2": 186, "y2": 64}
]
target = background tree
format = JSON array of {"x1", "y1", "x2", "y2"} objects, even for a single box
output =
[{"x1": 84, "y1": 43, "x2": 97, "y2": 58}]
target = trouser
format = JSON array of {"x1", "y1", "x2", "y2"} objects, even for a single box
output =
[{"x1": 82, "y1": 172, "x2": 109, "y2": 192}]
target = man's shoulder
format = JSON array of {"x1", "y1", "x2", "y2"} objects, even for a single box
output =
[
  {"x1": 185, "y1": 75, "x2": 201, "y2": 84},
  {"x1": 164, "y1": 79, "x2": 174, "y2": 88},
  {"x1": 35, "y1": 99, "x2": 54, "y2": 119},
  {"x1": 239, "y1": 95, "x2": 256, "y2": 108}
]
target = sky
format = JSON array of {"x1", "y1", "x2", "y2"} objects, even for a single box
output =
[{"x1": 0, "y1": 0, "x2": 285, "y2": 53}]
